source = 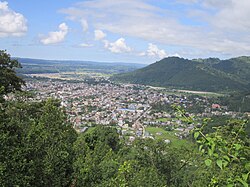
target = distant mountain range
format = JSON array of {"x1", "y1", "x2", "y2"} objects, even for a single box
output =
[
  {"x1": 112, "y1": 56, "x2": 250, "y2": 92},
  {"x1": 15, "y1": 58, "x2": 146, "y2": 74}
]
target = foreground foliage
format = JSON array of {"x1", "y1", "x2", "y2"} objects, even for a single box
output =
[
  {"x1": 0, "y1": 50, "x2": 25, "y2": 95},
  {"x1": 175, "y1": 105, "x2": 250, "y2": 186},
  {"x1": 73, "y1": 126, "x2": 194, "y2": 187},
  {"x1": 193, "y1": 120, "x2": 250, "y2": 186},
  {"x1": 0, "y1": 99, "x2": 77, "y2": 186}
]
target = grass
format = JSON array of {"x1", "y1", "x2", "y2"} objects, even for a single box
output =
[
  {"x1": 85, "y1": 126, "x2": 97, "y2": 134},
  {"x1": 156, "y1": 118, "x2": 170, "y2": 122},
  {"x1": 83, "y1": 126, "x2": 192, "y2": 148},
  {"x1": 145, "y1": 127, "x2": 190, "y2": 148},
  {"x1": 160, "y1": 88, "x2": 225, "y2": 98}
]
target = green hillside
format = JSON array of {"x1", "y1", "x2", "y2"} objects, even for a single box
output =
[
  {"x1": 213, "y1": 56, "x2": 250, "y2": 82},
  {"x1": 112, "y1": 57, "x2": 250, "y2": 92}
]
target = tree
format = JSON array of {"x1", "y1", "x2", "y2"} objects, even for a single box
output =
[
  {"x1": 193, "y1": 119, "x2": 250, "y2": 186},
  {"x1": 73, "y1": 126, "x2": 120, "y2": 187},
  {"x1": 174, "y1": 105, "x2": 250, "y2": 186},
  {"x1": 0, "y1": 50, "x2": 25, "y2": 95},
  {"x1": 0, "y1": 99, "x2": 77, "y2": 186}
]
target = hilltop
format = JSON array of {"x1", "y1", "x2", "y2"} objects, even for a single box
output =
[{"x1": 112, "y1": 56, "x2": 250, "y2": 92}]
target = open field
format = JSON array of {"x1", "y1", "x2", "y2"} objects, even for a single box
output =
[
  {"x1": 156, "y1": 118, "x2": 171, "y2": 122},
  {"x1": 177, "y1": 89, "x2": 224, "y2": 96},
  {"x1": 145, "y1": 127, "x2": 190, "y2": 148},
  {"x1": 25, "y1": 71, "x2": 111, "y2": 80},
  {"x1": 85, "y1": 127, "x2": 97, "y2": 134}
]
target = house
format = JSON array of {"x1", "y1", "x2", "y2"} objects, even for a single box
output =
[
  {"x1": 129, "y1": 136, "x2": 135, "y2": 142},
  {"x1": 212, "y1": 104, "x2": 221, "y2": 109}
]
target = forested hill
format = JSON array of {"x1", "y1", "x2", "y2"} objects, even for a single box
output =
[{"x1": 112, "y1": 56, "x2": 250, "y2": 92}]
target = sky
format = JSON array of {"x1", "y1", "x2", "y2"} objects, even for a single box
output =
[{"x1": 1, "y1": 0, "x2": 250, "y2": 64}]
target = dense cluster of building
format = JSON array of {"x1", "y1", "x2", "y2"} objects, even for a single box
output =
[{"x1": 23, "y1": 79, "x2": 239, "y2": 140}]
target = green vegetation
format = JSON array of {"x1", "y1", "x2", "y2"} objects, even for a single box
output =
[
  {"x1": 84, "y1": 126, "x2": 97, "y2": 134},
  {"x1": 112, "y1": 56, "x2": 250, "y2": 92},
  {"x1": 0, "y1": 98, "x2": 77, "y2": 187},
  {"x1": 1, "y1": 51, "x2": 250, "y2": 186},
  {"x1": 72, "y1": 120, "x2": 250, "y2": 186},
  {"x1": 73, "y1": 126, "x2": 192, "y2": 187},
  {"x1": 156, "y1": 118, "x2": 170, "y2": 122},
  {"x1": 1, "y1": 107, "x2": 249, "y2": 187},
  {"x1": 1, "y1": 51, "x2": 77, "y2": 186},
  {"x1": 193, "y1": 119, "x2": 250, "y2": 186},
  {"x1": 146, "y1": 127, "x2": 188, "y2": 147},
  {"x1": 0, "y1": 50, "x2": 25, "y2": 95},
  {"x1": 218, "y1": 91, "x2": 250, "y2": 112},
  {"x1": 151, "y1": 102, "x2": 173, "y2": 112}
]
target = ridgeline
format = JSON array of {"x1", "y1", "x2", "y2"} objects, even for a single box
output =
[{"x1": 112, "y1": 56, "x2": 250, "y2": 92}]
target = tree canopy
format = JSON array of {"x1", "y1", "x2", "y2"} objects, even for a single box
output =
[
  {"x1": 0, "y1": 50, "x2": 25, "y2": 95},
  {"x1": 0, "y1": 99, "x2": 77, "y2": 186}
]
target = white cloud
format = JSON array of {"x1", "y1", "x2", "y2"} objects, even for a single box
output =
[
  {"x1": 170, "y1": 53, "x2": 181, "y2": 57},
  {"x1": 201, "y1": 0, "x2": 232, "y2": 9},
  {"x1": 80, "y1": 19, "x2": 88, "y2": 32},
  {"x1": 40, "y1": 23, "x2": 68, "y2": 45},
  {"x1": 61, "y1": 0, "x2": 250, "y2": 58},
  {"x1": 104, "y1": 38, "x2": 131, "y2": 53},
  {"x1": 103, "y1": 39, "x2": 109, "y2": 48},
  {"x1": 94, "y1": 29, "x2": 106, "y2": 40},
  {"x1": 176, "y1": 0, "x2": 198, "y2": 4},
  {"x1": 140, "y1": 43, "x2": 167, "y2": 59},
  {"x1": 79, "y1": 43, "x2": 93, "y2": 47},
  {"x1": 210, "y1": 0, "x2": 250, "y2": 32},
  {"x1": 0, "y1": 1, "x2": 27, "y2": 37}
]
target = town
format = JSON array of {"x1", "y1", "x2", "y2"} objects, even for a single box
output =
[{"x1": 23, "y1": 78, "x2": 243, "y2": 143}]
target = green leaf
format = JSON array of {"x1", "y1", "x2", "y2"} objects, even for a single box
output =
[
  {"x1": 242, "y1": 173, "x2": 249, "y2": 181},
  {"x1": 205, "y1": 159, "x2": 212, "y2": 167},
  {"x1": 223, "y1": 161, "x2": 229, "y2": 167},
  {"x1": 223, "y1": 155, "x2": 230, "y2": 162},
  {"x1": 213, "y1": 153, "x2": 219, "y2": 158},
  {"x1": 245, "y1": 162, "x2": 250, "y2": 170},
  {"x1": 226, "y1": 184, "x2": 233, "y2": 187},
  {"x1": 234, "y1": 144, "x2": 241, "y2": 150},
  {"x1": 194, "y1": 132, "x2": 199, "y2": 139},
  {"x1": 199, "y1": 145, "x2": 203, "y2": 151},
  {"x1": 216, "y1": 159, "x2": 223, "y2": 169},
  {"x1": 211, "y1": 143, "x2": 215, "y2": 152},
  {"x1": 196, "y1": 140, "x2": 203, "y2": 144},
  {"x1": 236, "y1": 178, "x2": 249, "y2": 187},
  {"x1": 206, "y1": 137, "x2": 212, "y2": 142},
  {"x1": 208, "y1": 148, "x2": 213, "y2": 156}
]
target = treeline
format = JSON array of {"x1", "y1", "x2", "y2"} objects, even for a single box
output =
[{"x1": 17, "y1": 65, "x2": 59, "y2": 74}]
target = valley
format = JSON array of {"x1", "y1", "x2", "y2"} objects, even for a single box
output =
[{"x1": 2, "y1": 1, "x2": 250, "y2": 185}]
